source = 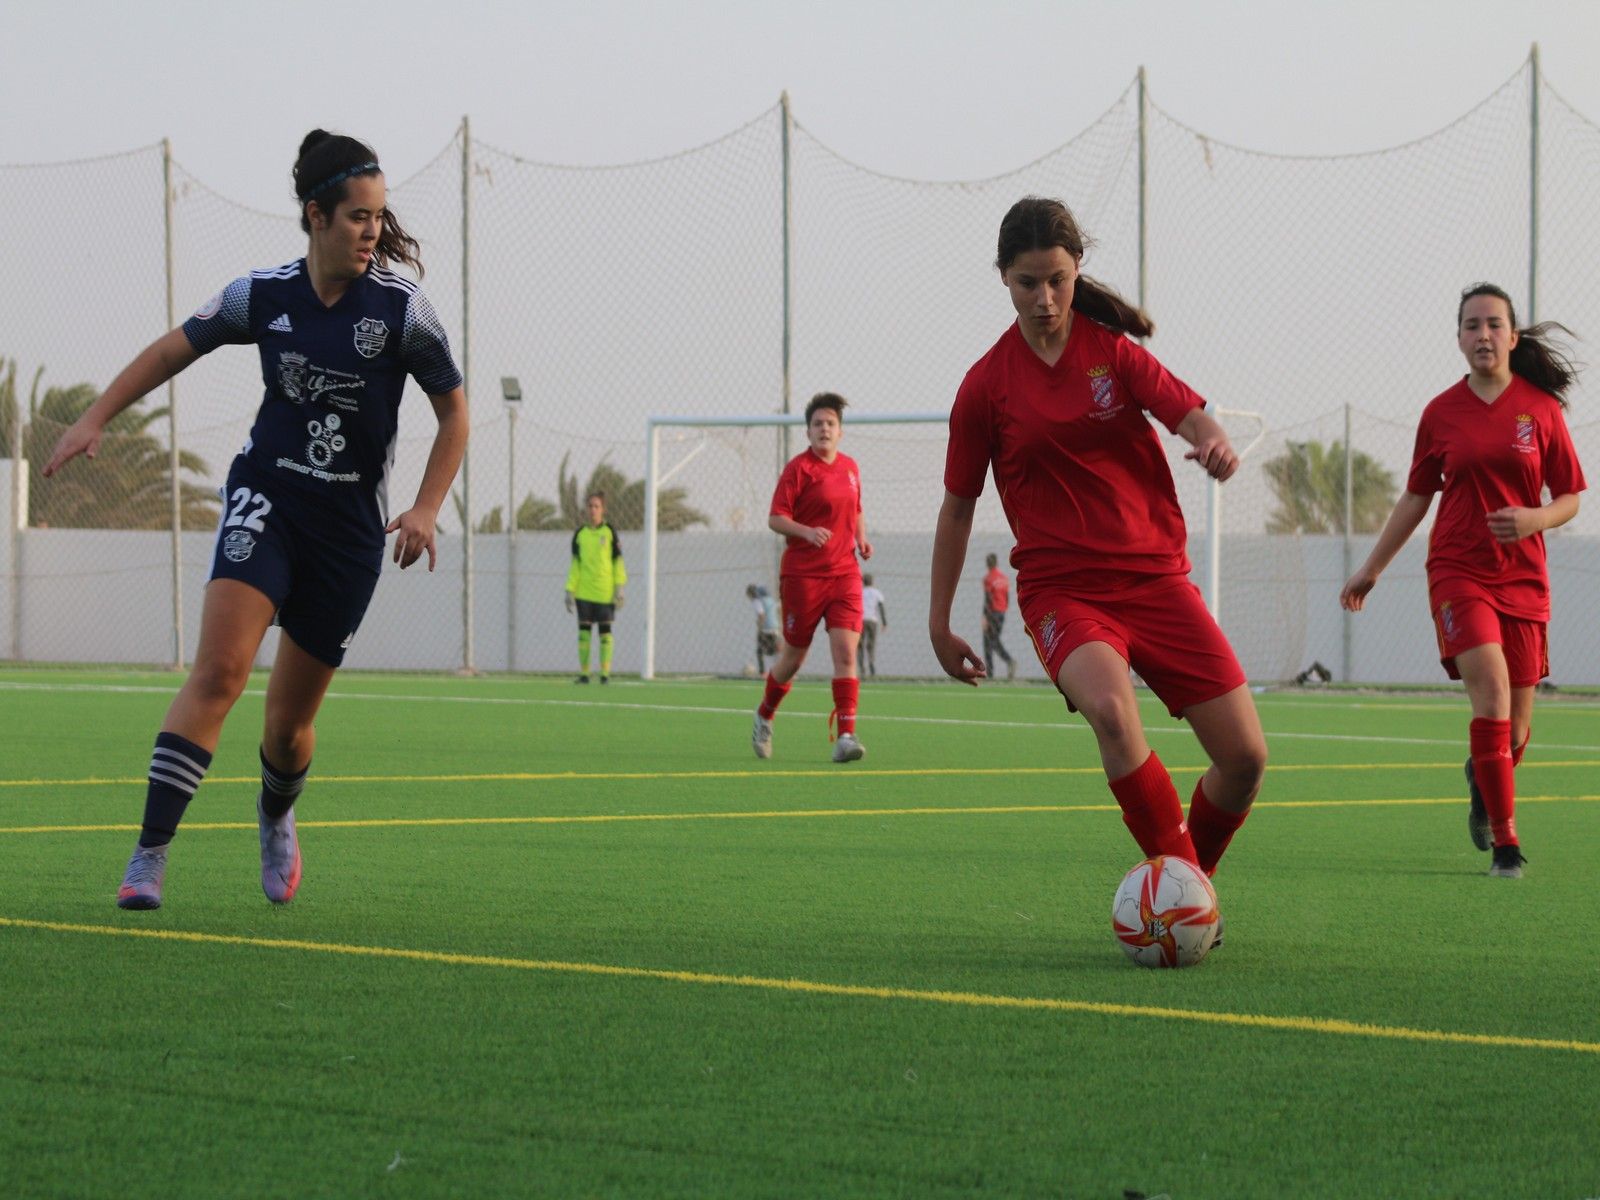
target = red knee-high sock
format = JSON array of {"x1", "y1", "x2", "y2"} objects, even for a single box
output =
[
  {"x1": 1108, "y1": 752, "x2": 1197, "y2": 864},
  {"x1": 1469, "y1": 717, "x2": 1517, "y2": 847},
  {"x1": 830, "y1": 677, "x2": 859, "y2": 736},
  {"x1": 1188, "y1": 780, "x2": 1249, "y2": 877},
  {"x1": 758, "y1": 674, "x2": 791, "y2": 720},
  {"x1": 1512, "y1": 729, "x2": 1530, "y2": 768}
]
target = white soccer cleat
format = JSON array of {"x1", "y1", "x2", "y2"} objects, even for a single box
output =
[
  {"x1": 832, "y1": 732, "x2": 865, "y2": 763},
  {"x1": 752, "y1": 713, "x2": 773, "y2": 759}
]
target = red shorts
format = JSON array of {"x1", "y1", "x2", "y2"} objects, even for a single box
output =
[
  {"x1": 1431, "y1": 587, "x2": 1549, "y2": 687},
  {"x1": 780, "y1": 574, "x2": 863, "y2": 646},
  {"x1": 1018, "y1": 579, "x2": 1246, "y2": 718}
]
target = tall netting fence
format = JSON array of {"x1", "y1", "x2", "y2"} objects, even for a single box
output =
[{"x1": 4, "y1": 56, "x2": 1600, "y2": 682}]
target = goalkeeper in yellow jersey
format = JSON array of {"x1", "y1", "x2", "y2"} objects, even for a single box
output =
[{"x1": 565, "y1": 491, "x2": 627, "y2": 683}]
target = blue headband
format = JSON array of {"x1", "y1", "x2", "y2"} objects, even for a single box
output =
[{"x1": 303, "y1": 161, "x2": 380, "y2": 200}]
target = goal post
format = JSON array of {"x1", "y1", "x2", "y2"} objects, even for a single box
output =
[
  {"x1": 642, "y1": 412, "x2": 950, "y2": 680},
  {"x1": 1200, "y1": 406, "x2": 1267, "y2": 620}
]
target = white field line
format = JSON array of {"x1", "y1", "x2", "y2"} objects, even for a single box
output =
[{"x1": 3, "y1": 679, "x2": 1600, "y2": 752}]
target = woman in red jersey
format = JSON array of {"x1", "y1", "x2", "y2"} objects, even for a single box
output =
[
  {"x1": 752, "y1": 392, "x2": 874, "y2": 763},
  {"x1": 1342, "y1": 283, "x2": 1585, "y2": 879},
  {"x1": 929, "y1": 196, "x2": 1267, "y2": 882}
]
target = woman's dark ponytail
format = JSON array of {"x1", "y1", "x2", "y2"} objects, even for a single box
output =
[
  {"x1": 292, "y1": 129, "x2": 424, "y2": 277},
  {"x1": 1459, "y1": 282, "x2": 1578, "y2": 407},
  {"x1": 996, "y1": 196, "x2": 1153, "y2": 338}
]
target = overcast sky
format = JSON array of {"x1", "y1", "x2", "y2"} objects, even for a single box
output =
[{"x1": 5, "y1": 0, "x2": 1599, "y2": 204}]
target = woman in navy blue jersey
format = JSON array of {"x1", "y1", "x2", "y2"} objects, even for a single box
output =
[{"x1": 44, "y1": 129, "x2": 468, "y2": 911}]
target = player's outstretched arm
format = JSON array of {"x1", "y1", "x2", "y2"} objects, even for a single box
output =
[
  {"x1": 43, "y1": 329, "x2": 200, "y2": 477},
  {"x1": 1340, "y1": 490, "x2": 1432, "y2": 611},
  {"x1": 929, "y1": 490, "x2": 985, "y2": 685},
  {"x1": 1174, "y1": 407, "x2": 1239, "y2": 482},
  {"x1": 387, "y1": 386, "x2": 468, "y2": 571}
]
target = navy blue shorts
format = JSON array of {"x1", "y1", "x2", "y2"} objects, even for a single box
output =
[{"x1": 208, "y1": 464, "x2": 381, "y2": 668}]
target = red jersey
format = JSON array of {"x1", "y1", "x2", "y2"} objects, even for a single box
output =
[
  {"x1": 770, "y1": 449, "x2": 863, "y2": 578},
  {"x1": 944, "y1": 318, "x2": 1205, "y2": 596},
  {"x1": 1406, "y1": 375, "x2": 1586, "y2": 621},
  {"x1": 982, "y1": 566, "x2": 1010, "y2": 613}
]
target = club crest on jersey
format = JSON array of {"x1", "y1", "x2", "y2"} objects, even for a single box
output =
[
  {"x1": 353, "y1": 317, "x2": 389, "y2": 358},
  {"x1": 278, "y1": 352, "x2": 309, "y2": 402},
  {"x1": 1087, "y1": 364, "x2": 1120, "y2": 416},
  {"x1": 222, "y1": 530, "x2": 256, "y2": 563},
  {"x1": 1513, "y1": 413, "x2": 1536, "y2": 453}
]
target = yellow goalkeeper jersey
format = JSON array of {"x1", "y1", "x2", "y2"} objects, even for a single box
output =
[{"x1": 566, "y1": 523, "x2": 627, "y2": 603}]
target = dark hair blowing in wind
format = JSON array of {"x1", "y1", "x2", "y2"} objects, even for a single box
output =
[
  {"x1": 1457, "y1": 282, "x2": 1579, "y2": 407},
  {"x1": 996, "y1": 196, "x2": 1153, "y2": 338},
  {"x1": 292, "y1": 129, "x2": 423, "y2": 277}
]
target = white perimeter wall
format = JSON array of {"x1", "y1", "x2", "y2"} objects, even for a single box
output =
[{"x1": 3, "y1": 529, "x2": 1598, "y2": 686}]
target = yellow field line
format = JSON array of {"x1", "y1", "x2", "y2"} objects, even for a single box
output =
[
  {"x1": 2, "y1": 760, "x2": 1598, "y2": 790},
  {"x1": 3, "y1": 794, "x2": 1597, "y2": 836},
  {"x1": 2, "y1": 915, "x2": 1594, "y2": 1056}
]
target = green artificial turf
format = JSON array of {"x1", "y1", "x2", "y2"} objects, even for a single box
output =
[{"x1": 2, "y1": 670, "x2": 1597, "y2": 1198}]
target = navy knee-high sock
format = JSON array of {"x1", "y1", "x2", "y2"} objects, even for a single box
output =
[{"x1": 138, "y1": 731, "x2": 213, "y2": 848}]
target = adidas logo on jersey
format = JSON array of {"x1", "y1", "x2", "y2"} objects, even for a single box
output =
[{"x1": 268, "y1": 313, "x2": 294, "y2": 333}]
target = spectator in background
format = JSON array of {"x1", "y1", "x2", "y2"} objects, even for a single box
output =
[
  {"x1": 746, "y1": 583, "x2": 781, "y2": 674},
  {"x1": 859, "y1": 573, "x2": 888, "y2": 676},
  {"x1": 981, "y1": 552, "x2": 1017, "y2": 681}
]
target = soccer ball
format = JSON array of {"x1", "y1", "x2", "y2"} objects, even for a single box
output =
[{"x1": 1111, "y1": 856, "x2": 1220, "y2": 969}]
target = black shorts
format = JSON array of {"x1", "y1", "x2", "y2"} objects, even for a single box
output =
[
  {"x1": 575, "y1": 599, "x2": 616, "y2": 625},
  {"x1": 208, "y1": 463, "x2": 381, "y2": 668}
]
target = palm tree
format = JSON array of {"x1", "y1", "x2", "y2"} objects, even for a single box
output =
[
  {"x1": 473, "y1": 491, "x2": 568, "y2": 534},
  {"x1": 23, "y1": 379, "x2": 220, "y2": 530},
  {"x1": 557, "y1": 452, "x2": 707, "y2": 531},
  {"x1": 1262, "y1": 440, "x2": 1396, "y2": 535},
  {"x1": 0, "y1": 360, "x2": 19, "y2": 458}
]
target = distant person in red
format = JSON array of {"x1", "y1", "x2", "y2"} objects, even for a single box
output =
[
  {"x1": 1342, "y1": 283, "x2": 1585, "y2": 879},
  {"x1": 929, "y1": 196, "x2": 1266, "y2": 888},
  {"x1": 980, "y1": 552, "x2": 1017, "y2": 681},
  {"x1": 752, "y1": 392, "x2": 873, "y2": 763}
]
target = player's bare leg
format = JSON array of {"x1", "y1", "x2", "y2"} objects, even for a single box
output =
[
  {"x1": 1056, "y1": 641, "x2": 1149, "y2": 780},
  {"x1": 1058, "y1": 642, "x2": 1194, "y2": 862},
  {"x1": 162, "y1": 579, "x2": 279, "y2": 750},
  {"x1": 253, "y1": 632, "x2": 337, "y2": 903},
  {"x1": 117, "y1": 580, "x2": 276, "y2": 910},
  {"x1": 1183, "y1": 685, "x2": 1268, "y2": 816}
]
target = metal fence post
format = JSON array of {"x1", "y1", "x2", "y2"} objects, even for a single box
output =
[
  {"x1": 460, "y1": 116, "x2": 475, "y2": 673},
  {"x1": 1528, "y1": 42, "x2": 1541, "y2": 322},
  {"x1": 163, "y1": 138, "x2": 184, "y2": 670}
]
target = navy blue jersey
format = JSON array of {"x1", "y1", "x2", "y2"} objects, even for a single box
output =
[{"x1": 183, "y1": 258, "x2": 461, "y2": 547}]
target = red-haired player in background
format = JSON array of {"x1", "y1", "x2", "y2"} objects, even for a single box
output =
[
  {"x1": 929, "y1": 196, "x2": 1267, "y2": 890},
  {"x1": 1342, "y1": 283, "x2": 1585, "y2": 879},
  {"x1": 751, "y1": 393, "x2": 873, "y2": 763}
]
